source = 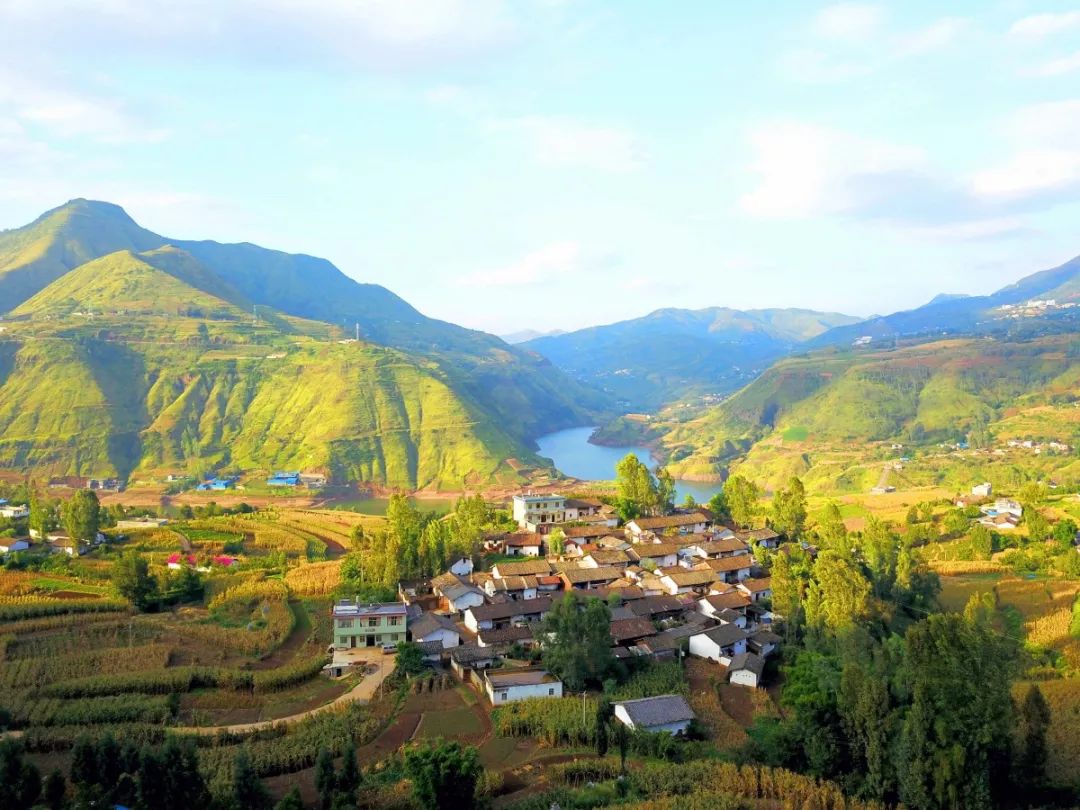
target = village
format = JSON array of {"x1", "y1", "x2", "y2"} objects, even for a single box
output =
[{"x1": 325, "y1": 491, "x2": 781, "y2": 727}]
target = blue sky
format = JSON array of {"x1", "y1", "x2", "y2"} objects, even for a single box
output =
[{"x1": 2, "y1": 1, "x2": 1080, "y2": 334}]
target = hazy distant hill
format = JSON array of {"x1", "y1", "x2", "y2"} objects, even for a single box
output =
[
  {"x1": 812, "y1": 255, "x2": 1080, "y2": 348},
  {"x1": 0, "y1": 200, "x2": 610, "y2": 486},
  {"x1": 523, "y1": 307, "x2": 861, "y2": 410},
  {"x1": 501, "y1": 328, "x2": 566, "y2": 344},
  {"x1": 659, "y1": 335, "x2": 1080, "y2": 489}
]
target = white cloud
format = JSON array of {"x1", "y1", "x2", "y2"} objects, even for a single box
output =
[
  {"x1": 0, "y1": 0, "x2": 516, "y2": 71},
  {"x1": 1024, "y1": 50, "x2": 1080, "y2": 77},
  {"x1": 812, "y1": 3, "x2": 884, "y2": 39},
  {"x1": 460, "y1": 241, "x2": 582, "y2": 287},
  {"x1": 492, "y1": 115, "x2": 645, "y2": 172},
  {"x1": 971, "y1": 99, "x2": 1080, "y2": 201},
  {"x1": 739, "y1": 122, "x2": 923, "y2": 218},
  {"x1": 896, "y1": 17, "x2": 966, "y2": 55},
  {"x1": 1008, "y1": 10, "x2": 1080, "y2": 38}
]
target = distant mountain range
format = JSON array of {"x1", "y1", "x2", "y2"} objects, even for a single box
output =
[
  {"x1": 523, "y1": 307, "x2": 861, "y2": 410},
  {"x1": 0, "y1": 199, "x2": 609, "y2": 487},
  {"x1": 500, "y1": 328, "x2": 566, "y2": 345},
  {"x1": 810, "y1": 255, "x2": 1080, "y2": 348}
]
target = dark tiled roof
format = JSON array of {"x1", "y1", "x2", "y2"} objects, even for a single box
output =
[
  {"x1": 695, "y1": 624, "x2": 748, "y2": 647},
  {"x1": 478, "y1": 625, "x2": 535, "y2": 645},
  {"x1": 629, "y1": 513, "x2": 708, "y2": 531},
  {"x1": 609, "y1": 617, "x2": 657, "y2": 643},
  {"x1": 615, "y1": 694, "x2": 695, "y2": 728},
  {"x1": 409, "y1": 612, "x2": 459, "y2": 639},
  {"x1": 468, "y1": 597, "x2": 553, "y2": 623},
  {"x1": 562, "y1": 566, "x2": 623, "y2": 585},
  {"x1": 728, "y1": 651, "x2": 765, "y2": 677},
  {"x1": 492, "y1": 560, "x2": 552, "y2": 576},
  {"x1": 629, "y1": 595, "x2": 685, "y2": 617},
  {"x1": 451, "y1": 644, "x2": 498, "y2": 664}
]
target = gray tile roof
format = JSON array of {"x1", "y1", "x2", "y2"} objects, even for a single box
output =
[{"x1": 615, "y1": 694, "x2": 695, "y2": 728}]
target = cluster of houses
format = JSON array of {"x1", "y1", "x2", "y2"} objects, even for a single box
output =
[
  {"x1": 266, "y1": 471, "x2": 327, "y2": 489},
  {"x1": 328, "y1": 492, "x2": 784, "y2": 707},
  {"x1": 955, "y1": 485, "x2": 1025, "y2": 531}
]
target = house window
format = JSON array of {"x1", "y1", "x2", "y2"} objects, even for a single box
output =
[
  {"x1": 499, "y1": 691, "x2": 507, "y2": 701},
  {"x1": 388, "y1": 616, "x2": 401, "y2": 626},
  {"x1": 368, "y1": 618, "x2": 378, "y2": 627},
  {"x1": 337, "y1": 619, "x2": 353, "y2": 629},
  {"x1": 548, "y1": 688, "x2": 555, "y2": 696}
]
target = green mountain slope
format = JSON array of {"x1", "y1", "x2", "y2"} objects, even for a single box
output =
[
  {"x1": 0, "y1": 199, "x2": 611, "y2": 488},
  {"x1": 661, "y1": 336, "x2": 1080, "y2": 489},
  {"x1": 11, "y1": 249, "x2": 248, "y2": 320},
  {"x1": 524, "y1": 306, "x2": 860, "y2": 410}
]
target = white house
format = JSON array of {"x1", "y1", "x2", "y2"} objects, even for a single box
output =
[
  {"x1": 984, "y1": 498, "x2": 1023, "y2": 519},
  {"x1": 698, "y1": 592, "x2": 751, "y2": 623},
  {"x1": 696, "y1": 555, "x2": 752, "y2": 584},
  {"x1": 484, "y1": 667, "x2": 563, "y2": 704},
  {"x1": 431, "y1": 573, "x2": 486, "y2": 614},
  {"x1": 613, "y1": 694, "x2": 696, "y2": 735},
  {"x1": 464, "y1": 597, "x2": 552, "y2": 633},
  {"x1": 625, "y1": 513, "x2": 708, "y2": 539},
  {"x1": 688, "y1": 624, "x2": 748, "y2": 665},
  {"x1": 630, "y1": 542, "x2": 681, "y2": 569},
  {"x1": 449, "y1": 557, "x2": 474, "y2": 577},
  {"x1": 512, "y1": 494, "x2": 566, "y2": 529},
  {"x1": 502, "y1": 533, "x2": 543, "y2": 557},
  {"x1": 485, "y1": 575, "x2": 538, "y2": 601},
  {"x1": 408, "y1": 612, "x2": 461, "y2": 649},
  {"x1": 727, "y1": 652, "x2": 765, "y2": 688},
  {"x1": 0, "y1": 504, "x2": 29, "y2": 520},
  {"x1": 736, "y1": 577, "x2": 772, "y2": 603},
  {"x1": 659, "y1": 570, "x2": 716, "y2": 595},
  {"x1": 0, "y1": 538, "x2": 29, "y2": 554},
  {"x1": 972, "y1": 482, "x2": 992, "y2": 498}
]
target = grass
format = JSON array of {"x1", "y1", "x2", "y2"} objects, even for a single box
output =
[
  {"x1": 29, "y1": 578, "x2": 111, "y2": 596},
  {"x1": 413, "y1": 706, "x2": 484, "y2": 739},
  {"x1": 781, "y1": 426, "x2": 808, "y2": 441}
]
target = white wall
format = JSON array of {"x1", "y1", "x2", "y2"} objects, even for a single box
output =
[
  {"x1": 417, "y1": 627, "x2": 460, "y2": 649},
  {"x1": 730, "y1": 669, "x2": 759, "y2": 688},
  {"x1": 613, "y1": 705, "x2": 690, "y2": 735},
  {"x1": 486, "y1": 679, "x2": 563, "y2": 704}
]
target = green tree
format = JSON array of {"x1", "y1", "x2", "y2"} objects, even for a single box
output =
[
  {"x1": 1015, "y1": 684, "x2": 1050, "y2": 792},
  {"x1": 804, "y1": 551, "x2": 872, "y2": 632},
  {"x1": 547, "y1": 527, "x2": 566, "y2": 557},
  {"x1": 655, "y1": 466, "x2": 676, "y2": 515},
  {"x1": 968, "y1": 526, "x2": 993, "y2": 560},
  {"x1": 707, "y1": 490, "x2": 731, "y2": 523},
  {"x1": 338, "y1": 740, "x2": 360, "y2": 797},
  {"x1": 816, "y1": 502, "x2": 850, "y2": 555},
  {"x1": 1025, "y1": 509, "x2": 1050, "y2": 543},
  {"x1": 898, "y1": 613, "x2": 1016, "y2": 810},
  {"x1": 42, "y1": 769, "x2": 66, "y2": 810},
  {"x1": 229, "y1": 748, "x2": 271, "y2": 810},
  {"x1": 402, "y1": 740, "x2": 481, "y2": 810},
  {"x1": 69, "y1": 734, "x2": 98, "y2": 790},
  {"x1": 0, "y1": 739, "x2": 41, "y2": 810},
  {"x1": 28, "y1": 489, "x2": 53, "y2": 538},
  {"x1": 1052, "y1": 518, "x2": 1078, "y2": 551},
  {"x1": 61, "y1": 489, "x2": 100, "y2": 543},
  {"x1": 943, "y1": 509, "x2": 970, "y2": 537},
  {"x1": 615, "y1": 454, "x2": 660, "y2": 517},
  {"x1": 394, "y1": 642, "x2": 426, "y2": 676},
  {"x1": 315, "y1": 747, "x2": 337, "y2": 810},
  {"x1": 724, "y1": 475, "x2": 760, "y2": 529},
  {"x1": 274, "y1": 787, "x2": 305, "y2": 810},
  {"x1": 542, "y1": 594, "x2": 615, "y2": 691},
  {"x1": 770, "y1": 476, "x2": 807, "y2": 539},
  {"x1": 905, "y1": 505, "x2": 919, "y2": 525},
  {"x1": 860, "y1": 517, "x2": 898, "y2": 596},
  {"x1": 111, "y1": 551, "x2": 158, "y2": 610}
]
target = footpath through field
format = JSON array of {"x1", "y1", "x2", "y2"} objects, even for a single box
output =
[{"x1": 177, "y1": 649, "x2": 394, "y2": 735}]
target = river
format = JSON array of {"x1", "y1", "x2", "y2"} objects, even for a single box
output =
[{"x1": 535, "y1": 426, "x2": 719, "y2": 504}]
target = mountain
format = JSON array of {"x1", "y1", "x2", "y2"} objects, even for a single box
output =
[
  {"x1": 657, "y1": 334, "x2": 1080, "y2": 491},
  {"x1": 813, "y1": 255, "x2": 1080, "y2": 348},
  {"x1": 500, "y1": 328, "x2": 566, "y2": 345},
  {"x1": 523, "y1": 307, "x2": 861, "y2": 410},
  {"x1": 0, "y1": 200, "x2": 610, "y2": 487}
]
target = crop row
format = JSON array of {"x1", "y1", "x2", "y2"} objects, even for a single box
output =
[
  {"x1": 0, "y1": 643, "x2": 173, "y2": 689},
  {"x1": 0, "y1": 611, "x2": 131, "y2": 637},
  {"x1": 0, "y1": 597, "x2": 129, "y2": 621},
  {"x1": 2, "y1": 692, "x2": 173, "y2": 727},
  {"x1": 283, "y1": 561, "x2": 341, "y2": 596},
  {"x1": 42, "y1": 665, "x2": 258, "y2": 697},
  {"x1": 7, "y1": 619, "x2": 163, "y2": 659},
  {"x1": 252, "y1": 653, "x2": 330, "y2": 693}
]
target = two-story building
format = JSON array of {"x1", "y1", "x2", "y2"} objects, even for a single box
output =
[
  {"x1": 512, "y1": 493, "x2": 567, "y2": 530},
  {"x1": 332, "y1": 601, "x2": 408, "y2": 649}
]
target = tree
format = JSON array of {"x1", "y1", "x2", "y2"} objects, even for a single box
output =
[
  {"x1": 770, "y1": 476, "x2": 807, "y2": 539},
  {"x1": 171, "y1": 565, "x2": 204, "y2": 602},
  {"x1": 28, "y1": 489, "x2": 53, "y2": 538},
  {"x1": 69, "y1": 734, "x2": 98, "y2": 790},
  {"x1": 1015, "y1": 684, "x2": 1050, "y2": 792},
  {"x1": 274, "y1": 788, "x2": 305, "y2": 810},
  {"x1": 615, "y1": 454, "x2": 660, "y2": 516},
  {"x1": 943, "y1": 509, "x2": 970, "y2": 537},
  {"x1": 595, "y1": 698, "x2": 612, "y2": 757},
  {"x1": 804, "y1": 551, "x2": 872, "y2": 632},
  {"x1": 616, "y1": 721, "x2": 630, "y2": 773},
  {"x1": 655, "y1": 466, "x2": 676, "y2": 515},
  {"x1": 816, "y1": 502, "x2": 850, "y2": 554},
  {"x1": 905, "y1": 505, "x2": 919, "y2": 525},
  {"x1": 42, "y1": 769, "x2": 66, "y2": 810},
  {"x1": 547, "y1": 528, "x2": 566, "y2": 557},
  {"x1": 338, "y1": 741, "x2": 360, "y2": 797},
  {"x1": 0, "y1": 739, "x2": 41, "y2": 810},
  {"x1": 707, "y1": 490, "x2": 730, "y2": 523},
  {"x1": 860, "y1": 517, "x2": 898, "y2": 597},
  {"x1": 541, "y1": 594, "x2": 615, "y2": 691},
  {"x1": 968, "y1": 526, "x2": 993, "y2": 561},
  {"x1": 229, "y1": 748, "x2": 271, "y2": 810},
  {"x1": 111, "y1": 551, "x2": 158, "y2": 610},
  {"x1": 315, "y1": 747, "x2": 337, "y2": 810},
  {"x1": 724, "y1": 475, "x2": 760, "y2": 529},
  {"x1": 1052, "y1": 518, "x2": 1078, "y2": 551},
  {"x1": 1025, "y1": 509, "x2": 1050, "y2": 544},
  {"x1": 61, "y1": 489, "x2": 100, "y2": 543},
  {"x1": 402, "y1": 740, "x2": 481, "y2": 810},
  {"x1": 898, "y1": 614, "x2": 1016, "y2": 810},
  {"x1": 394, "y1": 642, "x2": 426, "y2": 676}
]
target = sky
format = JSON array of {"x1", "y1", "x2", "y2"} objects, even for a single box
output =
[{"x1": 3, "y1": 1, "x2": 1080, "y2": 335}]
